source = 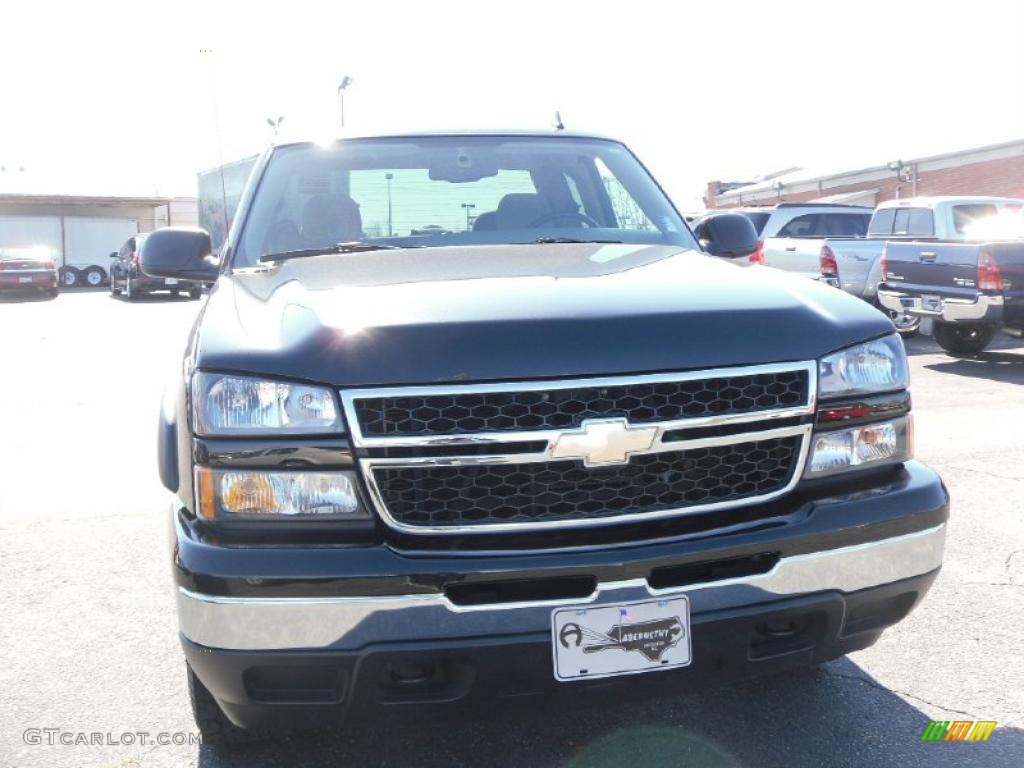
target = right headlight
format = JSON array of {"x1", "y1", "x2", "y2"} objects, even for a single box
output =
[
  {"x1": 192, "y1": 372, "x2": 342, "y2": 436},
  {"x1": 195, "y1": 468, "x2": 369, "y2": 521},
  {"x1": 818, "y1": 334, "x2": 909, "y2": 399}
]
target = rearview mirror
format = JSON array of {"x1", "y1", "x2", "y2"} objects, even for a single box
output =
[
  {"x1": 141, "y1": 227, "x2": 218, "y2": 282},
  {"x1": 694, "y1": 213, "x2": 759, "y2": 259}
]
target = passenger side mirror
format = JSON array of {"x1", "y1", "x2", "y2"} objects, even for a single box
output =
[
  {"x1": 109, "y1": 251, "x2": 118, "y2": 259},
  {"x1": 694, "y1": 213, "x2": 759, "y2": 259},
  {"x1": 141, "y1": 227, "x2": 218, "y2": 282}
]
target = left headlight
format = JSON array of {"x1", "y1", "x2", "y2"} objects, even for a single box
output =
[
  {"x1": 818, "y1": 334, "x2": 909, "y2": 399},
  {"x1": 192, "y1": 372, "x2": 342, "y2": 436},
  {"x1": 195, "y1": 468, "x2": 368, "y2": 520}
]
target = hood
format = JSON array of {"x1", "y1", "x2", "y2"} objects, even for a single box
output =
[{"x1": 194, "y1": 243, "x2": 892, "y2": 387}]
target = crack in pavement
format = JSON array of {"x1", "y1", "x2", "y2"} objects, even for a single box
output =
[
  {"x1": 936, "y1": 464, "x2": 1024, "y2": 483},
  {"x1": 821, "y1": 667, "x2": 978, "y2": 718}
]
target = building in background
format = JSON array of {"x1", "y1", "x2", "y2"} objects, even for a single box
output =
[{"x1": 706, "y1": 138, "x2": 1024, "y2": 210}]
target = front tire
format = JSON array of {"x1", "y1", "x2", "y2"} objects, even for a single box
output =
[
  {"x1": 187, "y1": 665, "x2": 268, "y2": 746},
  {"x1": 934, "y1": 322, "x2": 996, "y2": 356}
]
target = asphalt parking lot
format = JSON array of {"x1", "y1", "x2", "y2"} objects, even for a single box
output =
[{"x1": 1, "y1": 289, "x2": 1022, "y2": 768}]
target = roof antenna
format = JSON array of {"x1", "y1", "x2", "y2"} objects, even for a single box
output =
[{"x1": 553, "y1": 111, "x2": 565, "y2": 131}]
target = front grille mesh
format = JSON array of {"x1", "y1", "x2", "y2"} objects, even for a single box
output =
[
  {"x1": 354, "y1": 370, "x2": 808, "y2": 437},
  {"x1": 372, "y1": 436, "x2": 801, "y2": 528}
]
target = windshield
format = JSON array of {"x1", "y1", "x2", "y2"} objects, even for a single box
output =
[{"x1": 234, "y1": 136, "x2": 696, "y2": 266}]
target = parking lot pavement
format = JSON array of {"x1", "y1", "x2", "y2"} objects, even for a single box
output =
[{"x1": 0, "y1": 290, "x2": 1022, "y2": 768}]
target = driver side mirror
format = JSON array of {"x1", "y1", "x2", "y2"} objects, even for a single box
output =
[
  {"x1": 694, "y1": 213, "x2": 759, "y2": 259},
  {"x1": 141, "y1": 227, "x2": 219, "y2": 282},
  {"x1": 109, "y1": 251, "x2": 118, "y2": 259}
]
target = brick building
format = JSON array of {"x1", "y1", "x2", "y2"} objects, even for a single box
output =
[{"x1": 706, "y1": 138, "x2": 1024, "y2": 210}]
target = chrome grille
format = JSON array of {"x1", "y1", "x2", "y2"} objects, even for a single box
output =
[
  {"x1": 373, "y1": 436, "x2": 801, "y2": 528},
  {"x1": 353, "y1": 370, "x2": 809, "y2": 437},
  {"x1": 342, "y1": 363, "x2": 816, "y2": 535}
]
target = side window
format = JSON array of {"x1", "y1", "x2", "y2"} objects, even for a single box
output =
[
  {"x1": 776, "y1": 213, "x2": 821, "y2": 238},
  {"x1": 868, "y1": 208, "x2": 896, "y2": 236},
  {"x1": 820, "y1": 213, "x2": 870, "y2": 237},
  {"x1": 595, "y1": 158, "x2": 655, "y2": 231},
  {"x1": 892, "y1": 208, "x2": 934, "y2": 237}
]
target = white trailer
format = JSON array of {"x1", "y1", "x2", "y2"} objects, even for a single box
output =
[{"x1": 0, "y1": 215, "x2": 138, "y2": 287}]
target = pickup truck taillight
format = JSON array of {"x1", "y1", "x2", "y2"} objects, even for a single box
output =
[
  {"x1": 977, "y1": 251, "x2": 1002, "y2": 291},
  {"x1": 749, "y1": 240, "x2": 765, "y2": 265},
  {"x1": 820, "y1": 245, "x2": 838, "y2": 277},
  {"x1": 131, "y1": 253, "x2": 140, "y2": 272}
]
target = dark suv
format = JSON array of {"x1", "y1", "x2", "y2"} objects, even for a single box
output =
[
  {"x1": 144, "y1": 132, "x2": 948, "y2": 744},
  {"x1": 110, "y1": 234, "x2": 201, "y2": 300}
]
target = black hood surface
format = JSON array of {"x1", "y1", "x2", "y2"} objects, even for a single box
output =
[{"x1": 194, "y1": 243, "x2": 893, "y2": 387}]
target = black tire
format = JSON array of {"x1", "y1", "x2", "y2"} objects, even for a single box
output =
[
  {"x1": 83, "y1": 266, "x2": 106, "y2": 287},
  {"x1": 110, "y1": 274, "x2": 121, "y2": 296},
  {"x1": 933, "y1": 322, "x2": 996, "y2": 356},
  {"x1": 187, "y1": 665, "x2": 269, "y2": 746},
  {"x1": 125, "y1": 276, "x2": 137, "y2": 301},
  {"x1": 60, "y1": 266, "x2": 80, "y2": 288}
]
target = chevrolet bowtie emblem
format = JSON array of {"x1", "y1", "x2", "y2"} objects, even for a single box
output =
[{"x1": 549, "y1": 418, "x2": 658, "y2": 467}]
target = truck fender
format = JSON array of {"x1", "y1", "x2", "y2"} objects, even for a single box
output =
[{"x1": 157, "y1": 385, "x2": 179, "y2": 493}]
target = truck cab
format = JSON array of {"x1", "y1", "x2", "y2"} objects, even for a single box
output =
[{"x1": 142, "y1": 132, "x2": 947, "y2": 744}]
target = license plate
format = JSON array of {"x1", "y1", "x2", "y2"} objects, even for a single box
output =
[
  {"x1": 19, "y1": 276, "x2": 33, "y2": 283},
  {"x1": 165, "y1": 278, "x2": 179, "y2": 286},
  {"x1": 922, "y1": 294, "x2": 942, "y2": 313},
  {"x1": 552, "y1": 596, "x2": 691, "y2": 681}
]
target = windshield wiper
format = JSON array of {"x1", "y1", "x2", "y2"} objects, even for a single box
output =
[
  {"x1": 259, "y1": 241, "x2": 410, "y2": 264},
  {"x1": 526, "y1": 237, "x2": 624, "y2": 244}
]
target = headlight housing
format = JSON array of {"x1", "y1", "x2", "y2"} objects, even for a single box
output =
[
  {"x1": 192, "y1": 372, "x2": 342, "y2": 436},
  {"x1": 805, "y1": 416, "x2": 912, "y2": 477},
  {"x1": 818, "y1": 334, "x2": 909, "y2": 399},
  {"x1": 195, "y1": 468, "x2": 368, "y2": 521}
]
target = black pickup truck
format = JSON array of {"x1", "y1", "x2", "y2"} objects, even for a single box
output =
[
  {"x1": 877, "y1": 197, "x2": 1024, "y2": 354},
  {"x1": 143, "y1": 132, "x2": 947, "y2": 744}
]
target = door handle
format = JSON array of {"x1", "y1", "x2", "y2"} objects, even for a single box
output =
[
  {"x1": 920, "y1": 251, "x2": 937, "y2": 262},
  {"x1": 785, "y1": 247, "x2": 797, "y2": 252}
]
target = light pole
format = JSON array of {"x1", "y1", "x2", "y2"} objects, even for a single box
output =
[
  {"x1": 266, "y1": 116, "x2": 283, "y2": 137},
  {"x1": 461, "y1": 203, "x2": 476, "y2": 230},
  {"x1": 337, "y1": 76, "x2": 353, "y2": 128},
  {"x1": 385, "y1": 173, "x2": 394, "y2": 237}
]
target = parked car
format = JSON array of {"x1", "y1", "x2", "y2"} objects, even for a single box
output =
[
  {"x1": 0, "y1": 246, "x2": 59, "y2": 298},
  {"x1": 109, "y1": 233, "x2": 201, "y2": 300},
  {"x1": 877, "y1": 199, "x2": 1024, "y2": 355},
  {"x1": 830, "y1": 196, "x2": 1024, "y2": 344},
  {"x1": 145, "y1": 131, "x2": 946, "y2": 745},
  {"x1": 695, "y1": 204, "x2": 915, "y2": 332}
]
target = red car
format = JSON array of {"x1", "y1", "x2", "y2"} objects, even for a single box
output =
[{"x1": 0, "y1": 247, "x2": 59, "y2": 298}]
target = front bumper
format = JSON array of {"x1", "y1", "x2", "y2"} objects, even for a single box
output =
[
  {"x1": 178, "y1": 523, "x2": 945, "y2": 652},
  {"x1": 174, "y1": 461, "x2": 948, "y2": 725},
  {"x1": 878, "y1": 288, "x2": 1003, "y2": 324}
]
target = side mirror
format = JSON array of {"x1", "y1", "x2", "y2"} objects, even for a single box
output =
[
  {"x1": 141, "y1": 227, "x2": 218, "y2": 282},
  {"x1": 109, "y1": 251, "x2": 118, "y2": 259},
  {"x1": 694, "y1": 213, "x2": 759, "y2": 259}
]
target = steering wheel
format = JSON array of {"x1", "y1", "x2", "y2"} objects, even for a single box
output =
[{"x1": 529, "y1": 211, "x2": 601, "y2": 228}]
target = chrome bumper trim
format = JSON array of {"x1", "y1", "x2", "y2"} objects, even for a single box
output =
[
  {"x1": 177, "y1": 523, "x2": 945, "y2": 651},
  {"x1": 878, "y1": 289, "x2": 1003, "y2": 323}
]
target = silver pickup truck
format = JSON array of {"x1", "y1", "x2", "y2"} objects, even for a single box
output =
[
  {"x1": 876, "y1": 197, "x2": 1024, "y2": 355},
  {"x1": 820, "y1": 196, "x2": 1024, "y2": 333}
]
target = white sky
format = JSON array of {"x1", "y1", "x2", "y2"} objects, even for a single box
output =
[{"x1": 1, "y1": 0, "x2": 1022, "y2": 209}]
